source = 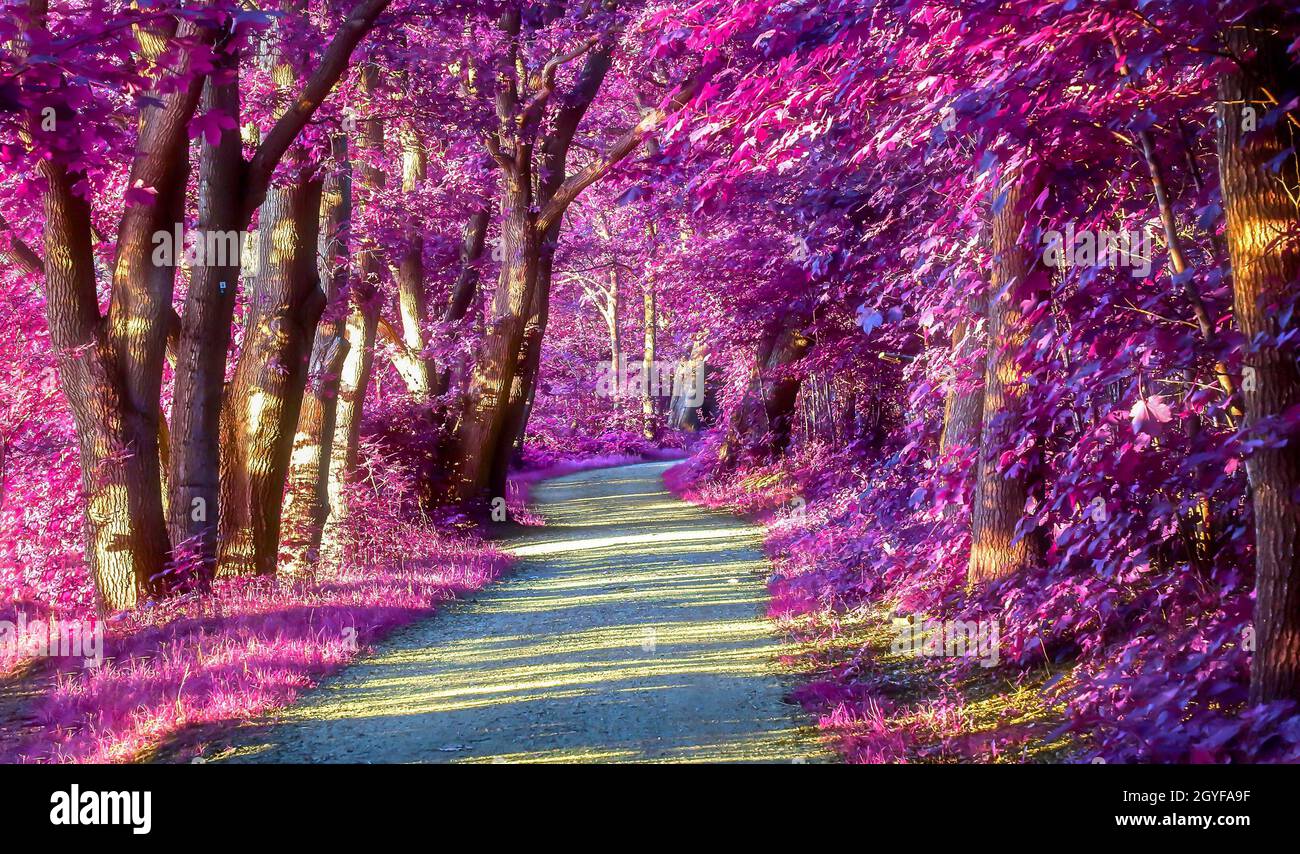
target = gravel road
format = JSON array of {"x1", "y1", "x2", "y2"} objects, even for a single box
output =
[{"x1": 211, "y1": 460, "x2": 828, "y2": 763}]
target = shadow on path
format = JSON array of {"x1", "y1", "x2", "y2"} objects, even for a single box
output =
[{"x1": 214, "y1": 461, "x2": 829, "y2": 763}]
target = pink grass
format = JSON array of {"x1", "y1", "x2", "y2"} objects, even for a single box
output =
[{"x1": 1, "y1": 535, "x2": 508, "y2": 764}]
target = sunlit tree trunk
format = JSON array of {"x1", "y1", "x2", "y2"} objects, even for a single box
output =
[
  {"x1": 453, "y1": 173, "x2": 538, "y2": 502},
  {"x1": 1216, "y1": 11, "x2": 1300, "y2": 704},
  {"x1": 486, "y1": 229, "x2": 555, "y2": 498},
  {"x1": 167, "y1": 0, "x2": 391, "y2": 583},
  {"x1": 108, "y1": 17, "x2": 200, "y2": 593},
  {"x1": 395, "y1": 129, "x2": 432, "y2": 401},
  {"x1": 670, "y1": 335, "x2": 709, "y2": 431},
  {"x1": 642, "y1": 270, "x2": 657, "y2": 439},
  {"x1": 282, "y1": 137, "x2": 352, "y2": 573},
  {"x1": 967, "y1": 167, "x2": 1043, "y2": 587},
  {"x1": 325, "y1": 76, "x2": 384, "y2": 545},
  {"x1": 608, "y1": 266, "x2": 622, "y2": 409},
  {"x1": 39, "y1": 156, "x2": 150, "y2": 612},
  {"x1": 218, "y1": 178, "x2": 325, "y2": 576},
  {"x1": 26, "y1": 1, "x2": 206, "y2": 609}
]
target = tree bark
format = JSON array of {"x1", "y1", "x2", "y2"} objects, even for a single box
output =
[
  {"x1": 39, "y1": 155, "x2": 149, "y2": 612},
  {"x1": 939, "y1": 314, "x2": 986, "y2": 458},
  {"x1": 26, "y1": 1, "x2": 205, "y2": 609},
  {"x1": 453, "y1": 175, "x2": 538, "y2": 502},
  {"x1": 642, "y1": 270, "x2": 657, "y2": 439},
  {"x1": 165, "y1": 0, "x2": 390, "y2": 583},
  {"x1": 324, "y1": 78, "x2": 384, "y2": 545},
  {"x1": 428, "y1": 206, "x2": 491, "y2": 403},
  {"x1": 395, "y1": 129, "x2": 432, "y2": 401},
  {"x1": 281, "y1": 137, "x2": 352, "y2": 573},
  {"x1": 218, "y1": 178, "x2": 325, "y2": 576},
  {"x1": 967, "y1": 166, "x2": 1044, "y2": 586},
  {"x1": 1216, "y1": 10, "x2": 1300, "y2": 704},
  {"x1": 168, "y1": 66, "x2": 243, "y2": 580},
  {"x1": 607, "y1": 265, "x2": 622, "y2": 408}
]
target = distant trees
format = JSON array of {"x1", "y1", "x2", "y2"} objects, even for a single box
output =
[{"x1": 447, "y1": 2, "x2": 701, "y2": 502}]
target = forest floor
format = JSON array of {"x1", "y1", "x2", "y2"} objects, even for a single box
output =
[{"x1": 194, "y1": 461, "x2": 831, "y2": 763}]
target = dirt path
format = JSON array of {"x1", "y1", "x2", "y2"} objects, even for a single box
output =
[{"x1": 211, "y1": 461, "x2": 829, "y2": 763}]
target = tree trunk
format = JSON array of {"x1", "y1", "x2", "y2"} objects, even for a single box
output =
[
  {"x1": 642, "y1": 276, "x2": 657, "y2": 439},
  {"x1": 27, "y1": 1, "x2": 205, "y2": 609},
  {"x1": 323, "y1": 299, "x2": 378, "y2": 550},
  {"x1": 761, "y1": 315, "x2": 811, "y2": 455},
  {"x1": 608, "y1": 266, "x2": 622, "y2": 409},
  {"x1": 218, "y1": 178, "x2": 325, "y2": 576},
  {"x1": 967, "y1": 167, "x2": 1043, "y2": 586},
  {"x1": 487, "y1": 230, "x2": 555, "y2": 498},
  {"x1": 939, "y1": 314, "x2": 986, "y2": 457},
  {"x1": 168, "y1": 68, "x2": 243, "y2": 580},
  {"x1": 324, "y1": 86, "x2": 385, "y2": 544},
  {"x1": 395, "y1": 129, "x2": 431, "y2": 401},
  {"x1": 281, "y1": 138, "x2": 352, "y2": 573},
  {"x1": 40, "y1": 156, "x2": 153, "y2": 612},
  {"x1": 166, "y1": 0, "x2": 392, "y2": 580},
  {"x1": 451, "y1": 177, "x2": 538, "y2": 503},
  {"x1": 430, "y1": 206, "x2": 491, "y2": 399},
  {"x1": 1217, "y1": 11, "x2": 1300, "y2": 704}
]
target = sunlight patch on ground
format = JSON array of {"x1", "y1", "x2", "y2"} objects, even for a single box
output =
[{"x1": 209, "y1": 461, "x2": 833, "y2": 764}]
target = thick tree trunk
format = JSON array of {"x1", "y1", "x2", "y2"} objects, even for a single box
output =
[
  {"x1": 103, "y1": 18, "x2": 209, "y2": 597},
  {"x1": 1217, "y1": 11, "x2": 1300, "y2": 704},
  {"x1": 167, "y1": 0, "x2": 392, "y2": 578},
  {"x1": 487, "y1": 232, "x2": 555, "y2": 498},
  {"x1": 27, "y1": 1, "x2": 207, "y2": 609},
  {"x1": 967, "y1": 167, "x2": 1043, "y2": 586},
  {"x1": 761, "y1": 316, "x2": 811, "y2": 455},
  {"x1": 40, "y1": 157, "x2": 153, "y2": 612},
  {"x1": 451, "y1": 179, "x2": 538, "y2": 503},
  {"x1": 281, "y1": 138, "x2": 352, "y2": 573},
  {"x1": 168, "y1": 69, "x2": 243, "y2": 580},
  {"x1": 218, "y1": 178, "x2": 325, "y2": 576}
]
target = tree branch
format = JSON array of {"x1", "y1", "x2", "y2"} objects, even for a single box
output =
[
  {"x1": 537, "y1": 76, "x2": 703, "y2": 233},
  {"x1": 519, "y1": 36, "x2": 600, "y2": 131},
  {"x1": 0, "y1": 213, "x2": 44, "y2": 276},
  {"x1": 242, "y1": 0, "x2": 393, "y2": 221}
]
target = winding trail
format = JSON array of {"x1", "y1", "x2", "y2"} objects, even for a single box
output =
[{"x1": 214, "y1": 461, "x2": 828, "y2": 763}]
